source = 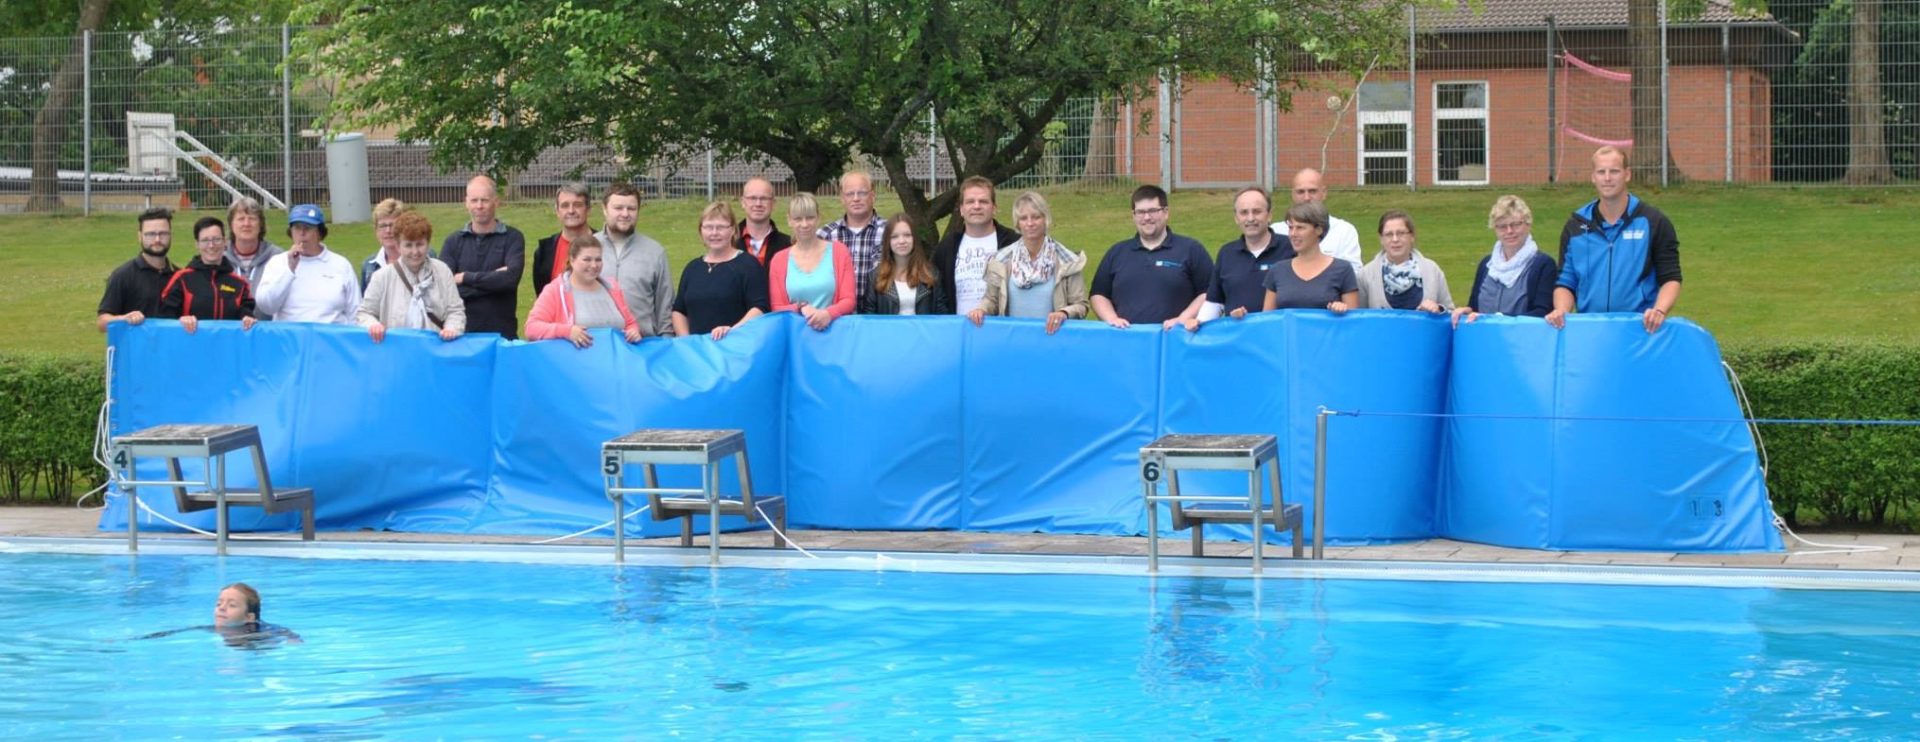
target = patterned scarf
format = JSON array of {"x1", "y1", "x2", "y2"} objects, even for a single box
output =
[
  {"x1": 396, "y1": 261, "x2": 438, "y2": 329},
  {"x1": 1382, "y1": 251, "x2": 1423, "y2": 296},
  {"x1": 1009, "y1": 237, "x2": 1061, "y2": 289},
  {"x1": 1486, "y1": 236, "x2": 1539, "y2": 288}
]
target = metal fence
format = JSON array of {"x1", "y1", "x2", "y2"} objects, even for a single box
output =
[{"x1": 2, "y1": 4, "x2": 1916, "y2": 213}]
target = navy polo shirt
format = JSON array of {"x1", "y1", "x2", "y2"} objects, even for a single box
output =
[
  {"x1": 1091, "y1": 230, "x2": 1214, "y2": 324},
  {"x1": 1206, "y1": 229, "x2": 1295, "y2": 314}
]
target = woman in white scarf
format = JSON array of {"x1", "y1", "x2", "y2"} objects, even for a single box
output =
[
  {"x1": 356, "y1": 211, "x2": 468, "y2": 342},
  {"x1": 1452, "y1": 195, "x2": 1560, "y2": 326}
]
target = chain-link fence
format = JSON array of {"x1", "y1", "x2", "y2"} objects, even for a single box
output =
[{"x1": 2, "y1": 4, "x2": 1915, "y2": 214}]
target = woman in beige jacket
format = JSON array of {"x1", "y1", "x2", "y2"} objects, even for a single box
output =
[
  {"x1": 1356, "y1": 209, "x2": 1454, "y2": 314},
  {"x1": 966, "y1": 191, "x2": 1089, "y2": 335},
  {"x1": 356, "y1": 211, "x2": 467, "y2": 342}
]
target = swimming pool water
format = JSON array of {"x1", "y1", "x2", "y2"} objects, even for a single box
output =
[{"x1": 3, "y1": 551, "x2": 1918, "y2": 738}]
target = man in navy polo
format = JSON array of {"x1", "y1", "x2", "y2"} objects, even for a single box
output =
[
  {"x1": 1090, "y1": 185, "x2": 1214, "y2": 330},
  {"x1": 1186, "y1": 185, "x2": 1294, "y2": 328},
  {"x1": 1547, "y1": 146, "x2": 1683, "y2": 333}
]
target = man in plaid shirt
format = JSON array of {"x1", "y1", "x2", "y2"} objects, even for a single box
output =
[{"x1": 815, "y1": 170, "x2": 889, "y2": 301}]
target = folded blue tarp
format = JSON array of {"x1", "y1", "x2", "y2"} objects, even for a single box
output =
[{"x1": 100, "y1": 311, "x2": 1781, "y2": 552}]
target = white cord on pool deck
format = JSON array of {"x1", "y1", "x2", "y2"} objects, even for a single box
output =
[
  {"x1": 530, "y1": 505, "x2": 651, "y2": 544},
  {"x1": 757, "y1": 504, "x2": 817, "y2": 559},
  {"x1": 1776, "y1": 516, "x2": 1889, "y2": 557}
]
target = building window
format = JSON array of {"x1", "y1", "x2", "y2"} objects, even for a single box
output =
[
  {"x1": 1434, "y1": 81, "x2": 1489, "y2": 185},
  {"x1": 1357, "y1": 81, "x2": 1412, "y2": 186}
]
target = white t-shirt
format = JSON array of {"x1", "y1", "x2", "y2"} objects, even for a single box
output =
[
  {"x1": 1274, "y1": 214, "x2": 1364, "y2": 275},
  {"x1": 953, "y1": 233, "x2": 999, "y2": 314},
  {"x1": 254, "y1": 246, "x2": 361, "y2": 324},
  {"x1": 895, "y1": 280, "x2": 918, "y2": 316}
]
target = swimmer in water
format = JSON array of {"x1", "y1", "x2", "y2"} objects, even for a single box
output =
[{"x1": 214, "y1": 582, "x2": 301, "y2": 647}]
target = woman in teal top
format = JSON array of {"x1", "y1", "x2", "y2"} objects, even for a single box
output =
[{"x1": 769, "y1": 192, "x2": 857, "y2": 331}]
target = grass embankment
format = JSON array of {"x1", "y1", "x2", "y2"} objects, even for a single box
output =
[{"x1": 2, "y1": 183, "x2": 1917, "y2": 359}]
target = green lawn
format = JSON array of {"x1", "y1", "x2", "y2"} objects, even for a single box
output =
[{"x1": 4, "y1": 183, "x2": 1916, "y2": 359}]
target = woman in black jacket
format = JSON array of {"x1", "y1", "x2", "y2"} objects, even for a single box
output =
[
  {"x1": 860, "y1": 216, "x2": 948, "y2": 316},
  {"x1": 159, "y1": 216, "x2": 256, "y2": 333}
]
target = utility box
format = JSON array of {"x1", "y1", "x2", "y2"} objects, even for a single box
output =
[{"x1": 325, "y1": 132, "x2": 371, "y2": 224}]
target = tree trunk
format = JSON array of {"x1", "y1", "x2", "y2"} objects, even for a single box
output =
[
  {"x1": 1085, "y1": 97, "x2": 1115, "y2": 179},
  {"x1": 26, "y1": 0, "x2": 112, "y2": 212},
  {"x1": 1844, "y1": 0, "x2": 1893, "y2": 184},
  {"x1": 1626, "y1": 0, "x2": 1684, "y2": 182}
]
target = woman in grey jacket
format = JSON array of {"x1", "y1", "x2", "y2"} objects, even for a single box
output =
[
  {"x1": 356, "y1": 211, "x2": 467, "y2": 342},
  {"x1": 966, "y1": 191, "x2": 1089, "y2": 335},
  {"x1": 1357, "y1": 210, "x2": 1453, "y2": 313}
]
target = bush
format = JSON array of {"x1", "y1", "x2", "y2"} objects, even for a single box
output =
[
  {"x1": 0, "y1": 353, "x2": 105, "y2": 503},
  {"x1": 1724, "y1": 342, "x2": 1920, "y2": 531}
]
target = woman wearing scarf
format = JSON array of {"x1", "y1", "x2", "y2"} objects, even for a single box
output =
[
  {"x1": 356, "y1": 211, "x2": 467, "y2": 342},
  {"x1": 967, "y1": 191, "x2": 1088, "y2": 334},
  {"x1": 1357, "y1": 210, "x2": 1454, "y2": 313},
  {"x1": 1452, "y1": 195, "x2": 1560, "y2": 326}
]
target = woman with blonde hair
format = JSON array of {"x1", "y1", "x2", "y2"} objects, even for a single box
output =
[
  {"x1": 769, "y1": 192, "x2": 856, "y2": 331},
  {"x1": 672, "y1": 201, "x2": 769, "y2": 340},
  {"x1": 1452, "y1": 195, "x2": 1559, "y2": 326},
  {"x1": 967, "y1": 190, "x2": 1087, "y2": 334}
]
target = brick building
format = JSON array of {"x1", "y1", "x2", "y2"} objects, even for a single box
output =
[{"x1": 1116, "y1": 0, "x2": 1795, "y2": 188}]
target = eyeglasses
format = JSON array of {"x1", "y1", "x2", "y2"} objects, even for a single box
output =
[
  {"x1": 375, "y1": 222, "x2": 397, "y2": 230},
  {"x1": 196, "y1": 237, "x2": 226, "y2": 245},
  {"x1": 842, "y1": 190, "x2": 872, "y2": 199},
  {"x1": 742, "y1": 196, "x2": 774, "y2": 203},
  {"x1": 1494, "y1": 221, "x2": 1530, "y2": 232},
  {"x1": 140, "y1": 231, "x2": 169, "y2": 239},
  {"x1": 1132, "y1": 207, "x2": 1166, "y2": 217}
]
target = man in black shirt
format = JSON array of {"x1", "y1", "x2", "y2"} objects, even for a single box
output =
[{"x1": 97, "y1": 207, "x2": 179, "y2": 332}]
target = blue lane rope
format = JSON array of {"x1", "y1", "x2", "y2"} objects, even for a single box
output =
[{"x1": 1319, "y1": 409, "x2": 1920, "y2": 427}]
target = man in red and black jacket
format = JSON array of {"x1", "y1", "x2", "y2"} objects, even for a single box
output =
[
  {"x1": 736, "y1": 177, "x2": 791, "y2": 270},
  {"x1": 159, "y1": 215, "x2": 258, "y2": 333}
]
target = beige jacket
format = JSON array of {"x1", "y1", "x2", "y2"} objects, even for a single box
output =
[
  {"x1": 1356, "y1": 253, "x2": 1455, "y2": 311},
  {"x1": 974, "y1": 240, "x2": 1090, "y2": 318},
  {"x1": 355, "y1": 258, "x2": 468, "y2": 333}
]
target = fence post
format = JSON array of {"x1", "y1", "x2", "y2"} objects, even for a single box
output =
[
  {"x1": 1157, "y1": 69, "x2": 1172, "y2": 191},
  {"x1": 282, "y1": 24, "x2": 294, "y2": 209},
  {"x1": 1659, "y1": 0, "x2": 1670, "y2": 187},
  {"x1": 705, "y1": 146, "x2": 715, "y2": 201},
  {"x1": 1124, "y1": 100, "x2": 1134, "y2": 180},
  {"x1": 1547, "y1": 15, "x2": 1557, "y2": 183},
  {"x1": 83, "y1": 30, "x2": 92, "y2": 216},
  {"x1": 926, "y1": 108, "x2": 937, "y2": 195},
  {"x1": 1723, "y1": 23, "x2": 1733, "y2": 183},
  {"x1": 1407, "y1": 5, "x2": 1418, "y2": 191}
]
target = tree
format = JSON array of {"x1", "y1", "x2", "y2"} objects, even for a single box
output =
[
  {"x1": 23, "y1": 0, "x2": 109, "y2": 212},
  {"x1": 297, "y1": 0, "x2": 1415, "y2": 234},
  {"x1": 1844, "y1": 0, "x2": 1893, "y2": 183}
]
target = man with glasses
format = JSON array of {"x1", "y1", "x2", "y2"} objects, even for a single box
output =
[
  {"x1": 360, "y1": 198, "x2": 413, "y2": 289},
  {"x1": 816, "y1": 170, "x2": 888, "y2": 300},
  {"x1": 1090, "y1": 185, "x2": 1214, "y2": 330},
  {"x1": 532, "y1": 183, "x2": 598, "y2": 300},
  {"x1": 97, "y1": 207, "x2": 179, "y2": 332},
  {"x1": 735, "y1": 177, "x2": 791, "y2": 270}
]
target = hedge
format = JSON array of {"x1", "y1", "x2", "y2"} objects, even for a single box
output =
[
  {"x1": 0, "y1": 353, "x2": 106, "y2": 503},
  {"x1": 1722, "y1": 342, "x2": 1920, "y2": 530},
  {"x1": 5, "y1": 343, "x2": 1917, "y2": 526}
]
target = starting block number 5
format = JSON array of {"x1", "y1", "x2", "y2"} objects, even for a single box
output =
[{"x1": 602, "y1": 454, "x2": 620, "y2": 477}]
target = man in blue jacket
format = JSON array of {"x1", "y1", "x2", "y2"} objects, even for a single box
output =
[{"x1": 1548, "y1": 146, "x2": 1683, "y2": 333}]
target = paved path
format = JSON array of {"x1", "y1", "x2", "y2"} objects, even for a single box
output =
[{"x1": 5, "y1": 505, "x2": 1916, "y2": 571}]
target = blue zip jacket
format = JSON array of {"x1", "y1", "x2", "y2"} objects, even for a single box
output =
[{"x1": 1555, "y1": 194, "x2": 1682, "y2": 313}]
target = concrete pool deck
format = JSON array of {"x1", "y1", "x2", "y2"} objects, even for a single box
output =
[{"x1": 6, "y1": 504, "x2": 1918, "y2": 572}]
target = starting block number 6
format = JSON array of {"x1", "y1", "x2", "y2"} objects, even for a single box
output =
[{"x1": 1141, "y1": 460, "x2": 1161, "y2": 483}]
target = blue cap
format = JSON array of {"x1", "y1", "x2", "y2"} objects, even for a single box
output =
[{"x1": 288, "y1": 203, "x2": 326, "y2": 227}]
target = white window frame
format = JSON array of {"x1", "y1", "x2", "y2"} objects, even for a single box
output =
[
  {"x1": 1432, "y1": 80, "x2": 1490, "y2": 186},
  {"x1": 1357, "y1": 111, "x2": 1412, "y2": 187}
]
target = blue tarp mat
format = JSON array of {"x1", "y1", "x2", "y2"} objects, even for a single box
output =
[{"x1": 100, "y1": 312, "x2": 1782, "y2": 552}]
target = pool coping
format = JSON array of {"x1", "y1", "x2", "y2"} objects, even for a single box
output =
[{"x1": 8, "y1": 535, "x2": 1920, "y2": 592}]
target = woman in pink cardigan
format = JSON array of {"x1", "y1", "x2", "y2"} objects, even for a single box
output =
[
  {"x1": 769, "y1": 192, "x2": 856, "y2": 331},
  {"x1": 524, "y1": 241, "x2": 643, "y2": 347}
]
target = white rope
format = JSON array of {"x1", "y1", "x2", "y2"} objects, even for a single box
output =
[
  {"x1": 1775, "y1": 515, "x2": 1889, "y2": 557},
  {"x1": 529, "y1": 505, "x2": 650, "y2": 544},
  {"x1": 757, "y1": 504, "x2": 817, "y2": 559}
]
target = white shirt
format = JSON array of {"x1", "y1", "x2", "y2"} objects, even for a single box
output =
[
  {"x1": 895, "y1": 280, "x2": 918, "y2": 316},
  {"x1": 254, "y1": 245, "x2": 361, "y2": 324},
  {"x1": 954, "y1": 233, "x2": 999, "y2": 314},
  {"x1": 1274, "y1": 214, "x2": 1364, "y2": 275}
]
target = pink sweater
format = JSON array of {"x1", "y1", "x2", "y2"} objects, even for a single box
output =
[
  {"x1": 524, "y1": 276, "x2": 640, "y2": 340},
  {"x1": 768, "y1": 240, "x2": 857, "y2": 318}
]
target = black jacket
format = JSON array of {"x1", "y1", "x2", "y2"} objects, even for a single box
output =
[
  {"x1": 159, "y1": 256, "x2": 254, "y2": 321},
  {"x1": 735, "y1": 220, "x2": 793, "y2": 271},
  {"x1": 859, "y1": 266, "x2": 950, "y2": 316},
  {"x1": 932, "y1": 221, "x2": 1020, "y2": 312},
  {"x1": 532, "y1": 232, "x2": 599, "y2": 301}
]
